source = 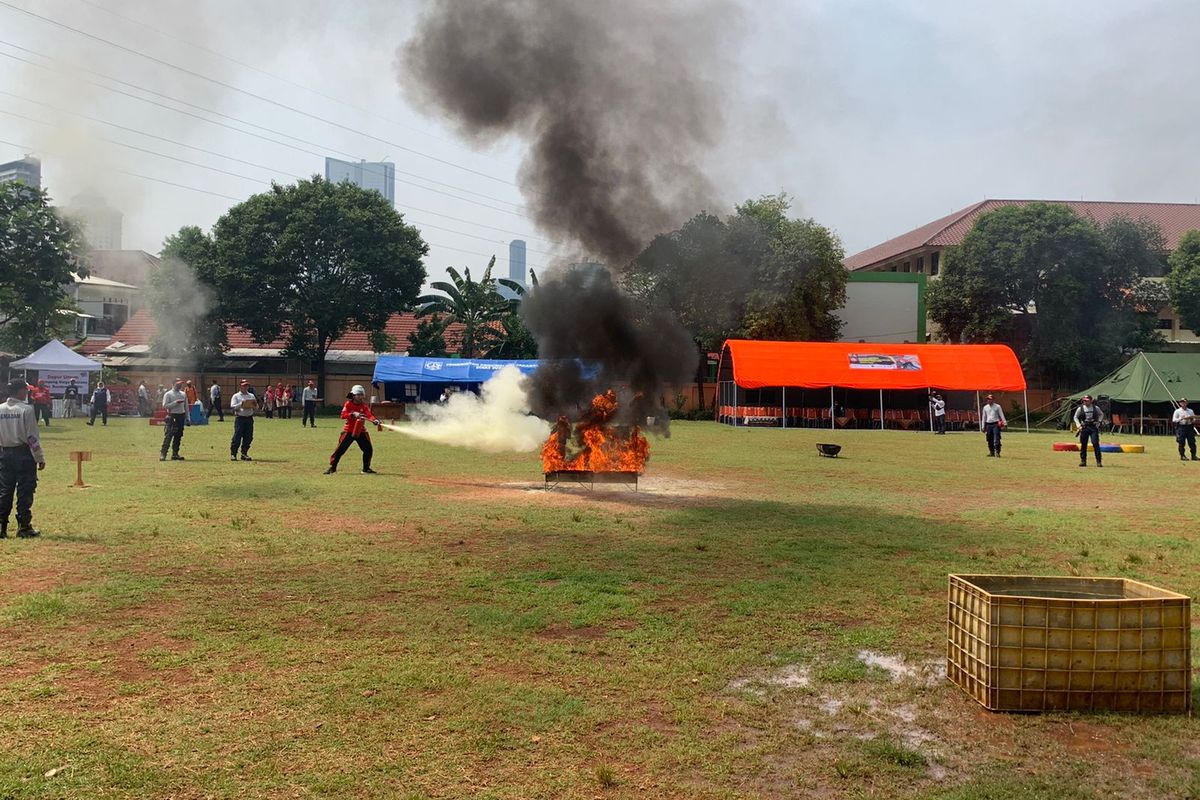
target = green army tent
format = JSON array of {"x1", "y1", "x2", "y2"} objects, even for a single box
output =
[
  {"x1": 1069, "y1": 352, "x2": 1200, "y2": 404},
  {"x1": 1058, "y1": 352, "x2": 1200, "y2": 433}
]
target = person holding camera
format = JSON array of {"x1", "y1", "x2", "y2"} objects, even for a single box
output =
[
  {"x1": 1074, "y1": 395, "x2": 1105, "y2": 468},
  {"x1": 930, "y1": 392, "x2": 946, "y2": 435}
]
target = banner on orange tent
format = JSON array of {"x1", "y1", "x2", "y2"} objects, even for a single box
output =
[{"x1": 848, "y1": 354, "x2": 922, "y2": 371}]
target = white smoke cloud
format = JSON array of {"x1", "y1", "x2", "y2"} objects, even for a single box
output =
[{"x1": 391, "y1": 365, "x2": 549, "y2": 452}]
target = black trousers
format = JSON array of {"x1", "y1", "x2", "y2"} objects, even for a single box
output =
[
  {"x1": 303, "y1": 400, "x2": 316, "y2": 427},
  {"x1": 1177, "y1": 424, "x2": 1197, "y2": 458},
  {"x1": 35, "y1": 403, "x2": 50, "y2": 426},
  {"x1": 231, "y1": 415, "x2": 254, "y2": 455},
  {"x1": 985, "y1": 422, "x2": 1002, "y2": 454},
  {"x1": 330, "y1": 431, "x2": 372, "y2": 470},
  {"x1": 161, "y1": 413, "x2": 186, "y2": 456},
  {"x1": 934, "y1": 414, "x2": 946, "y2": 434},
  {"x1": 1079, "y1": 425, "x2": 1101, "y2": 463},
  {"x1": 207, "y1": 397, "x2": 224, "y2": 421},
  {"x1": 0, "y1": 446, "x2": 37, "y2": 528},
  {"x1": 90, "y1": 404, "x2": 108, "y2": 425}
]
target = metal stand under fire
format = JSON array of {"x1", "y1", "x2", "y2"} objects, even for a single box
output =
[{"x1": 544, "y1": 470, "x2": 640, "y2": 492}]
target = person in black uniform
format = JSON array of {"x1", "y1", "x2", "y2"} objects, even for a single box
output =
[
  {"x1": 62, "y1": 379, "x2": 80, "y2": 419},
  {"x1": 0, "y1": 379, "x2": 46, "y2": 538},
  {"x1": 1073, "y1": 395, "x2": 1105, "y2": 468}
]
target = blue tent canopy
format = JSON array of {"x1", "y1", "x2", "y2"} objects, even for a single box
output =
[{"x1": 373, "y1": 356, "x2": 543, "y2": 385}]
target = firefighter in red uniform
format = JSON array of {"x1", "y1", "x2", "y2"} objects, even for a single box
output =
[{"x1": 325, "y1": 384, "x2": 382, "y2": 474}]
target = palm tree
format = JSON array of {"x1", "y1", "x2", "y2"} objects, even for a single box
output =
[{"x1": 416, "y1": 256, "x2": 523, "y2": 357}]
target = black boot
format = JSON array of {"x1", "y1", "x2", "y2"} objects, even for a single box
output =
[
  {"x1": 324, "y1": 466, "x2": 336, "y2": 474},
  {"x1": 0, "y1": 524, "x2": 6, "y2": 539},
  {"x1": 16, "y1": 525, "x2": 39, "y2": 538}
]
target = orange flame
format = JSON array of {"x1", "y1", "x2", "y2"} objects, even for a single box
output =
[{"x1": 541, "y1": 391, "x2": 649, "y2": 474}]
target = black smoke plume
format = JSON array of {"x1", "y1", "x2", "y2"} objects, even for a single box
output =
[
  {"x1": 520, "y1": 263, "x2": 697, "y2": 434},
  {"x1": 400, "y1": 0, "x2": 738, "y2": 264}
]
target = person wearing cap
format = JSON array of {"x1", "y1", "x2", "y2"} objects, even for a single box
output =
[
  {"x1": 1172, "y1": 398, "x2": 1198, "y2": 462},
  {"x1": 160, "y1": 378, "x2": 189, "y2": 461},
  {"x1": 979, "y1": 394, "x2": 1007, "y2": 457},
  {"x1": 930, "y1": 392, "x2": 946, "y2": 435},
  {"x1": 301, "y1": 380, "x2": 318, "y2": 427},
  {"x1": 207, "y1": 380, "x2": 225, "y2": 422},
  {"x1": 325, "y1": 384, "x2": 381, "y2": 474},
  {"x1": 1073, "y1": 395, "x2": 1106, "y2": 468},
  {"x1": 0, "y1": 379, "x2": 46, "y2": 538},
  {"x1": 229, "y1": 380, "x2": 257, "y2": 461}
]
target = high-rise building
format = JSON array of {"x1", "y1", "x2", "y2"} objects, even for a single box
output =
[
  {"x1": 66, "y1": 192, "x2": 123, "y2": 250},
  {"x1": 497, "y1": 240, "x2": 528, "y2": 300},
  {"x1": 0, "y1": 156, "x2": 41, "y2": 189},
  {"x1": 508, "y1": 239, "x2": 527, "y2": 287},
  {"x1": 324, "y1": 157, "x2": 395, "y2": 204}
]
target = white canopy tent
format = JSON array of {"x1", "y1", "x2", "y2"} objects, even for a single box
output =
[{"x1": 11, "y1": 339, "x2": 103, "y2": 373}]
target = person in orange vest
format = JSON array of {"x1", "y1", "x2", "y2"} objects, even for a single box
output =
[{"x1": 324, "y1": 385, "x2": 381, "y2": 474}]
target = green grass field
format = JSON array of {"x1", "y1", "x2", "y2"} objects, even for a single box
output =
[{"x1": 0, "y1": 417, "x2": 1197, "y2": 799}]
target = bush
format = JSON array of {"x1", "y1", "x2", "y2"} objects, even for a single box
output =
[{"x1": 668, "y1": 407, "x2": 715, "y2": 421}]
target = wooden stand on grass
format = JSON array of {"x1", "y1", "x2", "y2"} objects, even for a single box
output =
[{"x1": 69, "y1": 450, "x2": 91, "y2": 488}]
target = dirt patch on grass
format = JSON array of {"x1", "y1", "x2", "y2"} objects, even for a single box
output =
[
  {"x1": 537, "y1": 623, "x2": 608, "y2": 640},
  {"x1": 421, "y1": 473, "x2": 742, "y2": 512}
]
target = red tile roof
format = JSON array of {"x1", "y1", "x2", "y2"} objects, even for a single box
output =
[
  {"x1": 845, "y1": 200, "x2": 1200, "y2": 271},
  {"x1": 106, "y1": 309, "x2": 465, "y2": 354}
]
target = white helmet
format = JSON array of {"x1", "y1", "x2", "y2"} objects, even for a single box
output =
[{"x1": 350, "y1": 384, "x2": 366, "y2": 397}]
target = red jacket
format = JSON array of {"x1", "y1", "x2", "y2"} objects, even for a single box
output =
[
  {"x1": 30, "y1": 385, "x2": 51, "y2": 405},
  {"x1": 340, "y1": 400, "x2": 378, "y2": 436}
]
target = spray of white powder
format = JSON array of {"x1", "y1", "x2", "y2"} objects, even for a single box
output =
[{"x1": 389, "y1": 365, "x2": 550, "y2": 452}]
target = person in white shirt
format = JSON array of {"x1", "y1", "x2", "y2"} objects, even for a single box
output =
[
  {"x1": 301, "y1": 380, "x2": 319, "y2": 428},
  {"x1": 1172, "y1": 398, "x2": 1197, "y2": 462},
  {"x1": 229, "y1": 380, "x2": 257, "y2": 461},
  {"x1": 1073, "y1": 395, "x2": 1106, "y2": 468},
  {"x1": 980, "y1": 394, "x2": 1007, "y2": 457},
  {"x1": 0, "y1": 379, "x2": 45, "y2": 538},
  {"x1": 137, "y1": 381, "x2": 150, "y2": 416},
  {"x1": 207, "y1": 380, "x2": 225, "y2": 422},
  {"x1": 160, "y1": 378, "x2": 189, "y2": 461},
  {"x1": 930, "y1": 392, "x2": 946, "y2": 435}
]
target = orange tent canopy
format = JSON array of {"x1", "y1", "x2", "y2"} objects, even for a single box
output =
[{"x1": 719, "y1": 340, "x2": 1026, "y2": 391}]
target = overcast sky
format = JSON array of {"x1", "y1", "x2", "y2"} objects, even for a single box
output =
[{"x1": 2, "y1": 0, "x2": 1198, "y2": 286}]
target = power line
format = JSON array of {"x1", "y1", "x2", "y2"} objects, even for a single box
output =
[
  {"x1": 0, "y1": 95, "x2": 556, "y2": 255},
  {"x1": 3, "y1": 106, "x2": 553, "y2": 263},
  {"x1": 0, "y1": 0, "x2": 520, "y2": 189},
  {"x1": 0, "y1": 46, "x2": 551, "y2": 239},
  {"x1": 63, "y1": 0, "x2": 492, "y2": 162},
  {"x1": 0, "y1": 44, "x2": 529, "y2": 215}
]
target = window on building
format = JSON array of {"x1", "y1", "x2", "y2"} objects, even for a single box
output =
[
  {"x1": 1158, "y1": 318, "x2": 1173, "y2": 330},
  {"x1": 404, "y1": 383, "x2": 419, "y2": 398},
  {"x1": 930, "y1": 252, "x2": 940, "y2": 276},
  {"x1": 916, "y1": 256, "x2": 925, "y2": 273},
  {"x1": 902, "y1": 261, "x2": 911, "y2": 273},
  {"x1": 888, "y1": 264, "x2": 897, "y2": 272}
]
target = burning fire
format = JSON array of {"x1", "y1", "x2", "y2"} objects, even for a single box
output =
[{"x1": 541, "y1": 390, "x2": 650, "y2": 473}]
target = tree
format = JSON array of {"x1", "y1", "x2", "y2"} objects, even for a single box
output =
[
  {"x1": 1168, "y1": 229, "x2": 1200, "y2": 335},
  {"x1": 208, "y1": 178, "x2": 427, "y2": 394},
  {"x1": 0, "y1": 181, "x2": 86, "y2": 353},
  {"x1": 416, "y1": 256, "x2": 520, "y2": 357},
  {"x1": 407, "y1": 314, "x2": 450, "y2": 356},
  {"x1": 928, "y1": 204, "x2": 1163, "y2": 391},
  {"x1": 736, "y1": 196, "x2": 847, "y2": 342},
  {"x1": 625, "y1": 194, "x2": 846, "y2": 406},
  {"x1": 149, "y1": 226, "x2": 227, "y2": 366}
]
